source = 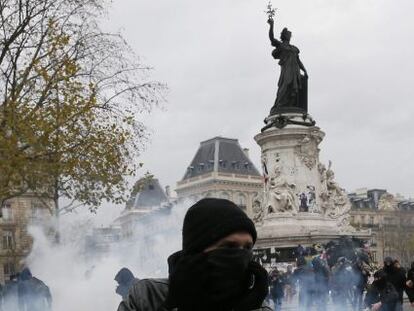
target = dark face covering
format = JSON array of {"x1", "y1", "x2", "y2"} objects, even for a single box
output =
[
  {"x1": 374, "y1": 277, "x2": 387, "y2": 290},
  {"x1": 384, "y1": 262, "x2": 394, "y2": 274},
  {"x1": 165, "y1": 248, "x2": 268, "y2": 311}
]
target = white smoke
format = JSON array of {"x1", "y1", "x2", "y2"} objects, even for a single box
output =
[{"x1": 19, "y1": 200, "x2": 192, "y2": 311}]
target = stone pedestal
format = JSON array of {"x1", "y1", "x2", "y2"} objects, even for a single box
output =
[
  {"x1": 252, "y1": 117, "x2": 371, "y2": 251},
  {"x1": 255, "y1": 124, "x2": 325, "y2": 213}
]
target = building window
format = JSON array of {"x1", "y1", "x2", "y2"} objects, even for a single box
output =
[
  {"x1": 1, "y1": 202, "x2": 12, "y2": 221},
  {"x1": 3, "y1": 262, "x2": 15, "y2": 276},
  {"x1": 2, "y1": 231, "x2": 14, "y2": 250},
  {"x1": 370, "y1": 216, "x2": 374, "y2": 225},
  {"x1": 31, "y1": 201, "x2": 45, "y2": 219}
]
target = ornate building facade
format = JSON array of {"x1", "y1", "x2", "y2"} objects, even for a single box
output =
[
  {"x1": 349, "y1": 188, "x2": 414, "y2": 266},
  {"x1": 0, "y1": 195, "x2": 53, "y2": 283},
  {"x1": 175, "y1": 137, "x2": 263, "y2": 217}
]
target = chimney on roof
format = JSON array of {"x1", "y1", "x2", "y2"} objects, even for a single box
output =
[{"x1": 243, "y1": 148, "x2": 250, "y2": 158}]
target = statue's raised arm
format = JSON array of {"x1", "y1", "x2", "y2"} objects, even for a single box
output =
[{"x1": 267, "y1": 18, "x2": 281, "y2": 47}]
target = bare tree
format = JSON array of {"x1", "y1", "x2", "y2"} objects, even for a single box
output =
[{"x1": 0, "y1": 0, "x2": 166, "y2": 215}]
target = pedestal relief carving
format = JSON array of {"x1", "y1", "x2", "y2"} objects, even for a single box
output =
[
  {"x1": 265, "y1": 166, "x2": 298, "y2": 215},
  {"x1": 318, "y1": 161, "x2": 353, "y2": 232},
  {"x1": 295, "y1": 135, "x2": 318, "y2": 170}
]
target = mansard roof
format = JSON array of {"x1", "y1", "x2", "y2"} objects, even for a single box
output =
[
  {"x1": 182, "y1": 137, "x2": 260, "y2": 180},
  {"x1": 126, "y1": 176, "x2": 168, "y2": 210}
]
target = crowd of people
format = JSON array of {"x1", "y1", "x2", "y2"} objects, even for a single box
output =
[
  {"x1": 266, "y1": 252, "x2": 414, "y2": 311},
  {"x1": 2, "y1": 198, "x2": 414, "y2": 311},
  {"x1": 0, "y1": 268, "x2": 52, "y2": 311}
]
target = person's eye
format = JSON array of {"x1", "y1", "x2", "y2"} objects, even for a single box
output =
[{"x1": 219, "y1": 242, "x2": 239, "y2": 249}]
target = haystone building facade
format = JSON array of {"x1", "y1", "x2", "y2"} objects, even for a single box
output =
[
  {"x1": 349, "y1": 188, "x2": 414, "y2": 266},
  {"x1": 0, "y1": 195, "x2": 53, "y2": 283},
  {"x1": 175, "y1": 137, "x2": 263, "y2": 218}
]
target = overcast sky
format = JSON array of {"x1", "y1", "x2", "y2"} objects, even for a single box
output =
[{"x1": 102, "y1": 0, "x2": 414, "y2": 210}]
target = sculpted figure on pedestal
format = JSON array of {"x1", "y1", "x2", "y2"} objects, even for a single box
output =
[
  {"x1": 318, "y1": 161, "x2": 353, "y2": 231},
  {"x1": 295, "y1": 135, "x2": 318, "y2": 170},
  {"x1": 325, "y1": 161, "x2": 344, "y2": 198},
  {"x1": 318, "y1": 163, "x2": 327, "y2": 185},
  {"x1": 252, "y1": 192, "x2": 265, "y2": 223},
  {"x1": 265, "y1": 166, "x2": 298, "y2": 215}
]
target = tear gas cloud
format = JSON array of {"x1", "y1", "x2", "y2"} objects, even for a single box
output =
[{"x1": 16, "y1": 200, "x2": 192, "y2": 311}]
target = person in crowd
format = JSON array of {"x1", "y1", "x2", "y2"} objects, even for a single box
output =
[
  {"x1": 115, "y1": 268, "x2": 138, "y2": 301},
  {"x1": 118, "y1": 198, "x2": 270, "y2": 311},
  {"x1": 352, "y1": 259, "x2": 370, "y2": 311},
  {"x1": 283, "y1": 265, "x2": 295, "y2": 304},
  {"x1": 293, "y1": 256, "x2": 315, "y2": 310},
  {"x1": 17, "y1": 268, "x2": 52, "y2": 311},
  {"x1": 1, "y1": 274, "x2": 19, "y2": 311},
  {"x1": 365, "y1": 270, "x2": 399, "y2": 311},
  {"x1": 331, "y1": 257, "x2": 353, "y2": 311},
  {"x1": 269, "y1": 268, "x2": 284, "y2": 311},
  {"x1": 312, "y1": 253, "x2": 330, "y2": 311},
  {"x1": 405, "y1": 261, "x2": 414, "y2": 307},
  {"x1": 380, "y1": 257, "x2": 406, "y2": 311}
]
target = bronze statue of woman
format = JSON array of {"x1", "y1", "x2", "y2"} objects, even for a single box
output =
[{"x1": 268, "y1": 17, "x2": 308, "y2": 116}]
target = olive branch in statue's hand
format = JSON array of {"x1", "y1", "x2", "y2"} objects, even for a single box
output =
[{"x1": 265, "y1": 1, "x2": 277, "y2": 22}]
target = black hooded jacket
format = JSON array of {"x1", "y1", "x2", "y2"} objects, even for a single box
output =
[
  {"x1": 115, "y1": 268, "x2": 138, "y2": 301},
  {"x1": 17, "y1": 268, "x2": 52, "y2": 311},
  {"x1": 117, "y1": 279, "x2": 271, "y2": 311},
  {"x1": 365, "y1": 279, "x2": 399, "y2": 311},
  {"x1": 381, "y1": 266, "x2": 406, "y2": 303},
  {"x1": 406, "y1": 265, "x2": 414, "y2": 303}
]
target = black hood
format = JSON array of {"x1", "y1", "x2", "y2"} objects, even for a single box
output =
[
  {"x1": 19, "y1": 268, "x2": 32, "y2": 281},
  {"x1": 115, "y1": 268, "x2": 135, "y2": 285}
]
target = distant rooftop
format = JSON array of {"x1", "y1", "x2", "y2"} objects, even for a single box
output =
[
  {"x1": 349, "y1": 188, "x2": 414, "y2": 211},
  {"x1": 126, "y1": 176, "x2": 168, "y2": 210},
  {"x1": 182, "y1": 137, "x2": 260, "y2": 180}
]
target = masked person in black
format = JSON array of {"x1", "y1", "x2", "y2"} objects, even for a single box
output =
[
  {"x1": 17, "y1": 268, "x2": 52, "y2": 311},
  {"x1": 118, "y1": 198, "x2": 270, "y2": 311},
  {"x1": 115, "y1": 268, "x2": 138, "y2": 301},
  {"x1": 406, "y1": 262, "x2": 414, "y2": 307},
  {"x1": 365, "y1": 270, "x2": 399, "y2": 311},
  {"x1": 381, "y1": 257, "x2": 406, "y2": 311}
]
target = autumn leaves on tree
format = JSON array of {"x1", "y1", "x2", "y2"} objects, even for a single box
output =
[{"x1": 0, "y1": 0, "x2": 166, "y2": 214}]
